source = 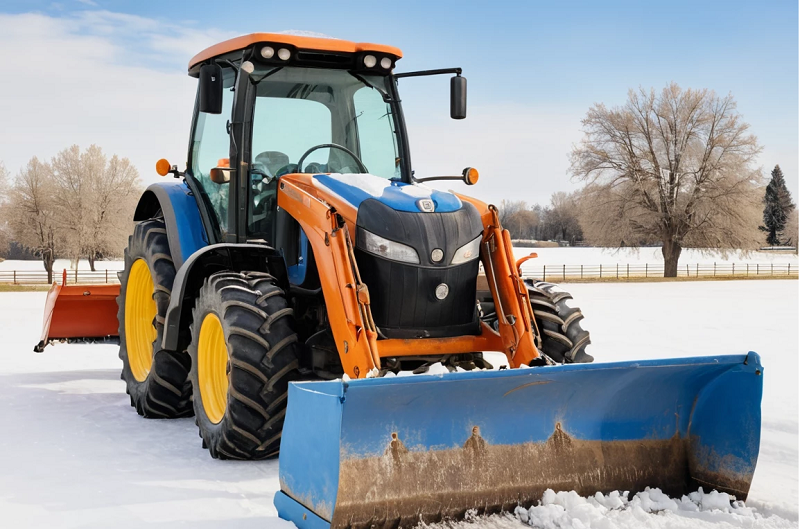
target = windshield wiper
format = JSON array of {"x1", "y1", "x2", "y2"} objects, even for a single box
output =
[
  {"x1": 349, "y1": 72, "x2": 392, "y2": 101},
  {"x1": 251, "y1": 67, "x2": 284, "y2": 85}
]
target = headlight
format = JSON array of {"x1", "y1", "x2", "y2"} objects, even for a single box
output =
[
  {"x1": 451, "y1": 235, "x2": 482, "y2": 265},
  {"x1": 358, "y1": 229, "x2": 419, "y2": 264}
]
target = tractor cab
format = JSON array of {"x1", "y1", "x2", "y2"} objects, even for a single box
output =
[{"x1": 183, "y1": 34, "x2": 465, "y2": 246}]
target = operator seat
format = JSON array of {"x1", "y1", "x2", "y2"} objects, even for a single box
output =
[
  {"x1": 250, "y1": 151, "x2": 289, "y2": 233},
  {"x1": 255, "y1": 151, "x2": 290, "y2": 176}
]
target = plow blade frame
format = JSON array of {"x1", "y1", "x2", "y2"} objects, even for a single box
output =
[
  {"x1": 275, "y1": 353, "x2": 763, "y2": 529},
  {"x1": 34, "y1": 270, "x2": 121, "y2": 352}
]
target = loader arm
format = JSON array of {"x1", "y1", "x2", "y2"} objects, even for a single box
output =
[{"x1": 278, "y1": 175, "x2": 541, "y2": 377}]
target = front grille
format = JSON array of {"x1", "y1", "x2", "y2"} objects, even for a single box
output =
[{"x1": 355, "y1": 249, "x2": 480, "y2": 339}]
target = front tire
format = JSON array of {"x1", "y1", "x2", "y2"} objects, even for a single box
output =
[
  {"x1": 117, "y1": 219, "x2": 193, "y2": 418},
  {"x1": 188, "y1": 271, "x2": 302, "y2": 459},
  {"x1": 526, "y1": 280, "x2": 592, "y2": 363}
]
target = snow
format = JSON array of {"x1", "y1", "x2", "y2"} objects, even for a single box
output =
[
  {"x1": 0, "y1": 280, "x2": 797, "y2": 528},
  {"x1": 511, "y1": 246, "x2": 798, "y2": 267}
]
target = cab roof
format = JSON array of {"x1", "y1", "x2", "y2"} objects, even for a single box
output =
[{"x1": 188, "y1": 33, "x2": 403, "y2": 71}]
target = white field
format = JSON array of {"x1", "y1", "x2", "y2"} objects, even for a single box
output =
[{"x1": 0, "y1": 281, "x2": 797, "y2": 528}]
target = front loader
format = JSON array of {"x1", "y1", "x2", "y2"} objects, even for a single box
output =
[{"x1": 36, "y1": 33, "x2": 763, "y2": 528}]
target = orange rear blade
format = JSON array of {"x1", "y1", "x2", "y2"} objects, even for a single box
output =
[{"x1": 34, "y1": 270, "x2": 121, "y2": 352}]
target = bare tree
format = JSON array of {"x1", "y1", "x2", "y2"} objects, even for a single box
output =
[
  {"x1": 546, "y1": 191, "x2": 583, "y2": 244},
  {"x1": 571, "y1": 83, "x2": 763, "y2": 276},
  {"x1": 0, "y1": 162, "x2": 10, "y2": 255},
  {"x1": 51, "y1": 145, "x2": 142, "y2": 270},
  {"x1": 5, "y1": 158, "x2": 63, "y2": 282},
  {"x1": 84, "y1": 154, "x2": 141, "y2": 270},
  {"x1": 498, "y1": 200, "x2": 539, "y2": 240}
]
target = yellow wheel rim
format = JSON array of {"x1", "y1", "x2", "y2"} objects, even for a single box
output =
[
  {"x1": 124, "y1": 259, "x2": 157, "y2": 382},
  {"x1": 198, "y1": 313, "x2": 229, "y2": 424}
]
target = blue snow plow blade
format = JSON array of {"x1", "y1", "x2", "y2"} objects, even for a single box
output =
[{"x1": 274, "y1": 353, "x2": 763, "y2": 529}]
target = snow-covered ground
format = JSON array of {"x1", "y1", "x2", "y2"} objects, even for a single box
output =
[
  {"x1": 510, "y1": 246, "x2": 798, "y2": 267},
  {"x1": 0, "y1": 281, "x2": 797, "y2": 528}
]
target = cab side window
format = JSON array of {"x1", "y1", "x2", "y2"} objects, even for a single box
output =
[{"x1": 191, "y1": 76, "x2": 235, "y2": 236}]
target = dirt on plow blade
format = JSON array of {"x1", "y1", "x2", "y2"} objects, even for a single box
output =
[
  {"x1": 34, "y1": 270, "x2": 120, "y2": 352},
  {"x1": 274, "y1": 353, "x2": 763, "y2": 529}
]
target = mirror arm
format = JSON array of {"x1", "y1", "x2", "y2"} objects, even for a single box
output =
[
  {"x1": 394, "y1": 67, "x2": 462, "y2": 79},
  {"x1": 413, "y1": 175, "x2": 465, "y2": 183}
]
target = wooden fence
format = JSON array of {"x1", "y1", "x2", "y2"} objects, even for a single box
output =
[
  {"x1": 521, "y1": 262, "x2": 797, "y2": 281},
  {"x1": 0, "y1": 269, "x2": 121, "y2": 285},
  {"x1": 0, "y1": 262, "x2": 797, "y2": 285}
]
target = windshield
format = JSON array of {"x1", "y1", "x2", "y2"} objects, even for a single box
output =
[{"x1": 251, "y1": 67, "x2": 402, "y2": 180}]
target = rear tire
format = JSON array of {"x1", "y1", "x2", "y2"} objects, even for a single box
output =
[
  {"x1": 188, "y1": 271, "x2": 302, "y2": 459},
  {"x1": 526, "y1": 280, "x2": 593, "y2": 364},
  {"x1": 117, "y1": 219, "x2": 193, "y2": 418}
]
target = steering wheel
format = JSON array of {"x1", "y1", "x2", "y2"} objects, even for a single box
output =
[{"x1": 296, "y1": 143, "x2": 369, "y2": 174}]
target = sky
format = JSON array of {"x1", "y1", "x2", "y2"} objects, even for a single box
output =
[{"x1": 0, "y1": 0, "x2": 797, "y2": 206}]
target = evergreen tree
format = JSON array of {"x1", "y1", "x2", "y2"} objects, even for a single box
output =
[{"x1": 760, "y1": 165, "x2": 795, "y2": 246}]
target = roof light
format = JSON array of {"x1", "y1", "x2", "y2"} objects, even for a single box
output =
[
  {"x1": 241, "y1": 61, "x2": 254, "y2": 74},
  {"x1": 277, "y1": 48, "x2": 291, "y2": 61},
  {"x1": 380, "y1": 57, "x2": 392, "y2": 69},
  {"x1": 261, "y1": 46, "x2": 275, "y2": 59},
  {"x1": 363, "y1": 55, "x2": 377, "y2": 68}
]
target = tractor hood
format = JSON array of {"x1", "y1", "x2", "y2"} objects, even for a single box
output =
[
  {"x1": 310, "y1": 172, "x2": 484, "y2": 340},
  {"x1": 311, "y1": 173, "x2": 463, "y2": 213}
]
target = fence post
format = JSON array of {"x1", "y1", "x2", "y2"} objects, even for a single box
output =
[
  {"x1": 616, "y1": 264, "x2": 619, "y2": 279},
  {"x1": 771, "y1": 263, "x2": 774, "y2": 276},
  {"x1": 713, "y1": 262, "x2": 716, "y2": 277},
  {"x1": 106, "y1": 269, "x2": 108, "y2": 283},
  {"x1": 580, "y1": 265, "x2": 583, "y2": 279},
  {"x1": 686, "y1": 264, "x2": 689, "y2": 277},
  {"x1": 543, "y1": 265, "x2": 546, "y2": 282},
  {"x1": 645, "y1": 263, "x2": 648, "y2": 278},
  {"x1": 747, "y1": 263, "x2": 749, "y2": 276},
  {"x1": 732, "y1": 263, "x2": 735, "y2": 276},
  {"x1": 74, "y1": 268, "x2": 78, "y2": 284},
  {"x1": 756, "y1": 264, "x2": 759, "y2": 275},
  {"x1": 562, "y1": 264, "x2": 565, "y2": 281},
  {"x1": 696, "y1": 263, "x2": 699, "y2": 277},
  {"x1": 627, "y1": 263, "x2": 629, "y2": 278},
  {"x1": 13, "y1": 270, "x2": 16, "y2": 285},
  {"x1": 600, "y1": 264, "x2": 602, "y2": 278}
]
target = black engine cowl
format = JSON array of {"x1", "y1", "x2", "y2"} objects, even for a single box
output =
[{"x1": 354, "y1": 198, "x2": 484, "y2": 339}]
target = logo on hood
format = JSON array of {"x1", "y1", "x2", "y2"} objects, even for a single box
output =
[{"x1": 417, "y1": 199, "x2": 435, "y2": 212}]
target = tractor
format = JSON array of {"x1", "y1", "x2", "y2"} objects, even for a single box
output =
[{"x1": 37, "y1": 32, "x2": 763, "y2": 529}]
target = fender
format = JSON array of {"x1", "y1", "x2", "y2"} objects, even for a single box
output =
[
  {"x1": 133, "y1": 181, "x2": 208, "y2": 270},
  {"x1": 162, "y1": 243, "x2": 290, "y2": 352}
]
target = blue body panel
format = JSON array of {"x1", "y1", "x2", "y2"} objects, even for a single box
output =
[
  {"x1": 287, "y1": 230, "x2": 310, "y2": 285},
  {"x1": 275, "y1": 353, "x2": 763, "y2": 528},
  {"x1": 313, "y1": 174, "x2": 462, "y2": 213},
  {"x1": 142, "y1": 181, "x2": 208, "y2": 269}
]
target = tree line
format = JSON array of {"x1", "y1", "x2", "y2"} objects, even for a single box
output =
[
  {"x1": 0, "y1": 145, "x2": 142, "y2": 282},
  {"x1": 0, "y1": 84, "x2": 796, "y2": 281},
  {"x1": 498, "y1": 191, "x2": 584, "y2": 245},
  {"x1": 501, "y1": 83, "x2": 796, "y2": 277}
]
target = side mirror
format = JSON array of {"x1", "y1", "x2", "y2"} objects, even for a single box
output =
[
  {"x1": 450, "y1": 75, "x2": 467, "y2": 119},
  {"x1": 209, "y1": 158, "x2": 232, "y2": 184},
  {"x1": 199, "y1": 63, "x2": 223, "y2": 114},
  {"x1": 209, "y1": 167, "x2": 232, "y2": 184}
]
